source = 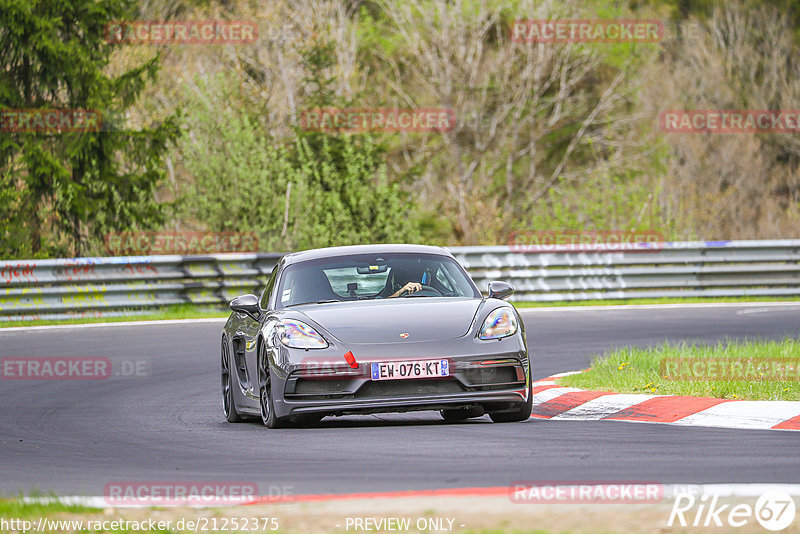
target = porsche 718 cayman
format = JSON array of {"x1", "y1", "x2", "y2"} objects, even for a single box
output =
[{"x1": 220, "y1": 244, "x2": 531, "y2": 428}]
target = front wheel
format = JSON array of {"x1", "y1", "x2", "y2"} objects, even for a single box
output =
[
  {"x1": 259, "y1": 342, "x2": 287, "y2": 429},
  {"x1": 221, "y1": 336, "x2": 243, "y2": 423},
  {"x1": 489, "y1": 377, "x2": 533, "y2": 423}
]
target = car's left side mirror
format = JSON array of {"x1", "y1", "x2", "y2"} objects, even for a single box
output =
[
  {"x1": 229, "y1": 294, "x2": 261, "y2": 317},
  {"x1": 487, "y1": 281, "x2": 514, "y2": 300}
]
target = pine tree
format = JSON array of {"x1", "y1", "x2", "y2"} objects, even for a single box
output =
[{"x1": 0, "y1": 0, "x2": 179, "y2": 257}]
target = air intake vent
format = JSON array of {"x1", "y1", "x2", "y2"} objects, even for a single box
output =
[
  {"x1": 356, "y1": 379, "x2": 464, "y2": 398},
  {"x1": 464, "y1": 366, "x2": 518, "y2": 385},
  {"x1": 294, "y1": 379, "x2": 351, "y2": 395}
]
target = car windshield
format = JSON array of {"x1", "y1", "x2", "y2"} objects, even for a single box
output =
[{"x1": 275, "y1": 253, "x2": 480, "y2": 308}]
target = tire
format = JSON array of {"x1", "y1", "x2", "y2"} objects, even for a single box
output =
[
  {"x1": 258, "y1": 341, "x2": 288, "y2": 429},
  {"x1": 221, "y1": 336, "x2": 243, "y2": 423},
  {"x1": 489, "y1": 375, "x2": 533, "y2": 423},
  {"x1": 440, "y1": 406, "x2": 484, "y2": 423}
]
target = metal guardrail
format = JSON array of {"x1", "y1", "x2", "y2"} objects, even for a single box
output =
[
  {"x1": 1, "y1": 240, "x2": 799, "y2": 321},
  {"x1": 0, "y1": 254, "x2": 282, "y2": 321},
  {"x1": 452, "y1": 240, "x2": 800, "y2": 302}
]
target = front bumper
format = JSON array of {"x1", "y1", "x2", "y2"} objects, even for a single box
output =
[{"x1": 275, "y1": 351, "x2": 529, "y2": 417}]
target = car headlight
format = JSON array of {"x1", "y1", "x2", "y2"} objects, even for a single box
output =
[
  {"x1": 275, "y1": 319, "x2": 328, "y2": 349},
  {"x1": 479, "y1": 307, "x2": 518, "y2": 340}
]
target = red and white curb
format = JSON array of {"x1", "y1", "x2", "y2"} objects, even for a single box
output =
[{"x1": 532, "y1": 372, "x2": 800, "y2": 431}]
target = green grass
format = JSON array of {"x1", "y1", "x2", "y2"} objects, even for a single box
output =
[
  {"x1": 513, "y1": 296, "x2": 800, "y2": 307},
  {"x1": 560, "y1": 339, "x2": 800, "y2": 401},
  {"x1": 0, "y1": 497, "x2": 96, "y2": 517}
]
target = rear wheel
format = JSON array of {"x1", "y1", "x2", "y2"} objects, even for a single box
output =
[
  {"x1": 259, "y1": 342, "x2": 288, "y2": 429},
  {"x1": 489, "y1": 376, "x2": 533, "y2": 423},
  {"x1": 221, "y1": 336, "x2": 243, "y2": 423}
]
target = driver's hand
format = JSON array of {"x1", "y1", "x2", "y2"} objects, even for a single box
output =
[{"x1": 401, "y1": 282, "x2": 422, "y2": 294}]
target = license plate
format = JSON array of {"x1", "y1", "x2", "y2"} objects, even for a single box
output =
[{"x1": 371, "y1": 359, "x2": 449, "y2": 381}]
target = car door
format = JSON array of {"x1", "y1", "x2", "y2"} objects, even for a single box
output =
[{"x1": 230, "y1": 264, "x2": 278, "y2": 401}]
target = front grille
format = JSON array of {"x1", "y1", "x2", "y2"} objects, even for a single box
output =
[
  {"x1": 463, "y1": 366, "x2": 518, "y2": 385},
  {"x1": 355, "y1": 379, "x2": 464, "y2": 398}
]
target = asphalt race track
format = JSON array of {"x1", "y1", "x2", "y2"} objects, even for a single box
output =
[{"x1": 0, "y1": 304, "x2": 798, "y2": 497}]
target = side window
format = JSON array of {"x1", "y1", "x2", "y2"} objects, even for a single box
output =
[{"x1": 260, "y1": 265, "x2": 279, "y2": 310}]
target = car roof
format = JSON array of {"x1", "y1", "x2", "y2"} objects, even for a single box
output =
[{"x1": 281, "y1": 244, "x2": 452, "y2": 265}]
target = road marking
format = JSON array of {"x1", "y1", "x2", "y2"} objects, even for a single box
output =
[
  {"x1": 773, "y1": 414, "x2": 800, "y2": 430},
  {"x1": 532, "y1": 386, "x2": 582, "y2": 405},
  {"x1": 551, "y1": 393, "x2": 663, "y2": 419},
  {"x1": 605, "y1": 396, "x2": 730, "y2": 423},
  {"x1": 673, "y1": 400, "x2": 800, "y2": 431},
  {"x1": 531, "y1": 390, "x2": 613, "y2": 419},
  {"x1": 533, "y1": 374, "x2": 800, "y2": 431}
]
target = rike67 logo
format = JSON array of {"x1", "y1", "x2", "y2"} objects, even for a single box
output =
[{"x1": 668, "y1": 490, "x2": 797, "y2": 531}]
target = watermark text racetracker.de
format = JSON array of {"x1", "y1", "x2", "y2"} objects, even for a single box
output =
[
  {"x1": 0, "y1": 517, "x2": 279, "y2": 532},
  {"x1": 661, "y1": 356, "x2": 800, "y2": 381},
  {"x1": 511, "y1": 19, "x2": 663, "y2": 43},
  {"x1": 299, "y1": 108, "x2": 456, "y2": 133},
  {"x1": 660, "y1": 110, "x2": 800, "y2": 133},
  {"x1": 104, "y1": 231, "x2": 259, "y2": 256},
  {"x1": 509, "y1": 481, "x2": 663, "y2": 503},
  {"x1": 103, "y1": 481, "x2": 291, "y2": 506},
  {"x1": 1, "y1": 357, "x2": 149, "y2": 380},
  {"x1": 0, "y1": 109, "x2": 102, "y2": 133},
  {"x1": 105, "y1": 20, "x2": 258, "y2": 45},
  {"x1": 508, "y1": 229, "x2": 664, "y2": 253}
]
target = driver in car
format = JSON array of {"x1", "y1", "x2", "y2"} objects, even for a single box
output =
[
  {"x1": 389, "y1": 280, "x2": 422, "y2": 297},
  {"x1": 387, "y1": 268, "x2": 431, "y2": 298}
]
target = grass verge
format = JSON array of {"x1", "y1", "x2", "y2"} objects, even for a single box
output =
[
  {"x1": 559, "y1": 338, "x2": 800, "y2": 401},
  {"x1": 0, "y1": 498, "x2": 96, "y2": 517},
  {"x1": 0, "y1": 498, "x2": 571, "y2": 534}
]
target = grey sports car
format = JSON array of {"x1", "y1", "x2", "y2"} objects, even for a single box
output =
[{"x1": 220, "y1": 244, "x2": 531, "y2": 428}]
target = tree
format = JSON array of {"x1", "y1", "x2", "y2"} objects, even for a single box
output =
[
  {"x1": 370, "y1": 0, "x2": 659, "y2": 243},
  {"x1": 177, "y1": 64, "x2": 420, "y2": 251},
  {"x1": 647, "y1": 1, "x2": 800, "y2": 238},
  {"x1": 0, "y1": 0, "x2": 179, "y2": 258}
]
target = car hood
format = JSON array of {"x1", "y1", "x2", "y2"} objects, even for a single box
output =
[{"x1": 294, "y1": 297, "x2": 483, "y2": 343}]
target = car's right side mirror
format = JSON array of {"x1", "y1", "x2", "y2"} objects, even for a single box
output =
[{"x1": 487, "y1": 281, "x2": 514, "y2": 300}]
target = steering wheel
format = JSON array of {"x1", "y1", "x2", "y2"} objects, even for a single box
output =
[{"x1": 403, "y1": 284, "x2": 442, "y2": 297}]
